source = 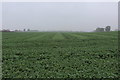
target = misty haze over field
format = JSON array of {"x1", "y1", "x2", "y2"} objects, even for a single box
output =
[{"x1": 1, "y1": 2, "x2": 118, "y2": 32}]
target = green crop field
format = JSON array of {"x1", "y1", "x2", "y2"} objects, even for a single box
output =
[{"x1": 2, "y1": 31, "x2": 119, "y2": 78}]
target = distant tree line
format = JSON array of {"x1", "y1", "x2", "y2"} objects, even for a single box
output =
[
  {"x1": 1, "y1": 28, "x2": 40, "y2": 32},
  {"x1": 95, "y1": 26, "x2": 111, "y2": 32}
]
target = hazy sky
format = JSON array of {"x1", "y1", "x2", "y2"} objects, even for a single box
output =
[
  {"x1": 1, "y1": 0, "x2": 119, "y2": 2},
  {"x1": 2, "y1": 2, "x2": 118, "y2": 31}
]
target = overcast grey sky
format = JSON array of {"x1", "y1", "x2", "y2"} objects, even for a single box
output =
[{"x1": 2, "y1": 2, "x2": 118, "y2": 31}]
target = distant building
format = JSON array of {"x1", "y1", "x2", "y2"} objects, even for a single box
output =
[{"x1": 115, "y1": 29, "x2": 120, "y2": 31}]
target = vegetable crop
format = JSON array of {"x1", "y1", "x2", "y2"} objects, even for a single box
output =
[{"x1": 2, "y1": 31, "x2": 119, "y2": 78}]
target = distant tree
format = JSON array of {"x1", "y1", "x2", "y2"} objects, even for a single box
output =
[
  {"x1": 105, "y1": 26, "x2": 111, "y2": 32},
  {"x1": 27, "y1": 29, "x2": 30, "y2": 31},
  {"x1": 2, "y1": 29, "x2": 10, "y2": 32},
  {"x1": 23, "y1": 29, "x2": 26, "y2": 32},
  {"x1": 95, "y1": 28, "x2": 104, "y2": 32}
]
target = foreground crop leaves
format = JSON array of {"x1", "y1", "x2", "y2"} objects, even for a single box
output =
[{"x1": 2, "y1": 31, "x2": 119, "y2": 78}]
